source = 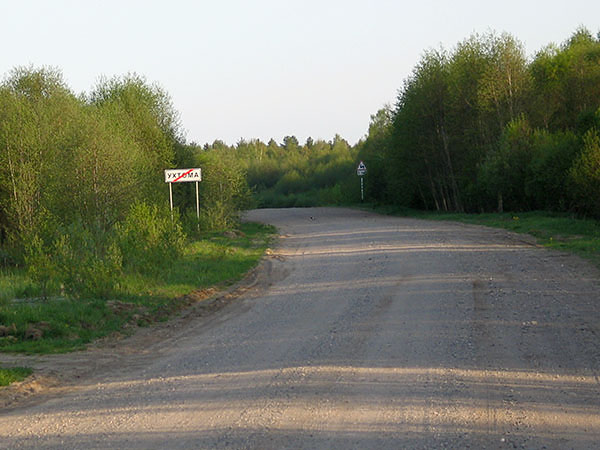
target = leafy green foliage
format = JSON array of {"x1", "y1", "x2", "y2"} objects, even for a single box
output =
[
  {"x1": 24, "y1": 221, "x2": 123, "y2": 299},
  {"x1": 0, "y1": 67, "x2": 182, "y2": 247},
  {"x1": 0, "y1": 367, "x2": 32, "y2": 386},
  {"x1": 194, "y1": 150, "x2": 253, "y2": 231},
  {"x1": 54, "y1": 224, "x2": 123, "y2": 299},
  {"x1": 0, "y1": 222, "x2": 274, "y2": 354},
  {"x1": 0, "y1": 67, "x2": 80, "y2": 243},
  {"x1": 115, "y1": 202, "x2": 186, "y2": 274},
  {"x1": 195, "y1": 134, "x2": 359, "y2": 209},
  {"x1": 88, "y1": 74, "x2": 180, "y2": 206},
  {"x1": 360, "y1": 28, "x2": 600, "y2": 218},
  {"x1": 570, "y1": 129, "x2": 600, "y2": 216},
  {"x1": 0, "y1": 67, "x2": 213, "y2": 305},
  {"x1": 0, "y1": 270, "x2": 36, "y2": 304},
  {"x1": 24, "y1": 235, "x2": 60, "y2": 300}
]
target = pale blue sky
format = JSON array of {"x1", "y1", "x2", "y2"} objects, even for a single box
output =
[{"x1": 1, "y1": 0, "x2": 598, "y2": 145}]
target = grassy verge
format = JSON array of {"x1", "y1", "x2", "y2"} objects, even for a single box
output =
[
  {"x1": 0, "y1": 222, "x2": 275, "y2": 355},
  {"x1": 0, "y1": 367, "x2": 33, "y2": 386},
  {"x1": 364, "y1": 205, "x2": 600, "y2": 268}
]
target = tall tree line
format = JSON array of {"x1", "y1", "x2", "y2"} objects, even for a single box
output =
[
  {"x1": 0, "y1": 67, "x2": 255, "y2": 297},
  {"x1": 195, "y1": 134, "x2": 359, "y2": 208},
  {"x1": 358, "y1": 28, "x2": 600, "y2": 217},
  {"x1": 0, "y1": 66, "x2": 251, "y2": 280},
  {"x1": 0, "y1": 68, "x2": 181, "y2": 247}
]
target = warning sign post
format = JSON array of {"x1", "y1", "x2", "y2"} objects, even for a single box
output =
[{"x1": 356, "y1": 161, "x2": 367, "y2": 201}]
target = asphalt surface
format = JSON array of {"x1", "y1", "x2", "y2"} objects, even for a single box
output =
[{"x1": 1, "y1": 207, "x2": 600, "y2": 449}]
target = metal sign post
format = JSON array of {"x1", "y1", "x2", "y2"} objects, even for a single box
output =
[
  {"x1": 164, "y1": 168, "x2": 202, "y2": 227},
  {"x1": 195, "y1": 181, "x2": 200, "y2": 231},
  {"x1": 356, "y1": 161, "x2": 367, "y2": 202},
  {"x1": 169, "y1": 182, "x2": 174, "y2": 220},
  {"x1": 360, "y1": 176, "x2": 364, "y2": 202}
]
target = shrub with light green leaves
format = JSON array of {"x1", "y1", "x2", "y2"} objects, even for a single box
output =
[
  {"x1": 24, "y1": 235, "x2": 60, "y2": 300},
  {"x1": 115, "y1": 202, "x2": 186, "y2": 274},
  {"x1": 25, "y1": 221, "x2": 123, "y2": 299}
]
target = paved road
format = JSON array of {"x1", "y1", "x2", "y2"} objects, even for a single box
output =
[{"x1": 2, "y1": 207, "x2": 600, "y2": 448}]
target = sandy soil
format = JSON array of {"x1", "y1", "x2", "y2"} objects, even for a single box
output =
[{"x1": 1, "y1": 207, "x2": 599, "y2": 449}]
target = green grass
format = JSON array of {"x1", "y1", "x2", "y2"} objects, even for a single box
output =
[
  {"x1": 0, "y1": 270, "x2": 38, "y2": 304},
  {"x1": 0, "y1": 222, "x2": 275, "y2": 355},
  {"x1": 365, "y1": 205, "x2": 600, "y2": 267},
  {"x1": 122, "y1": 222, "x2": 275, "y2": 299},
  {"x1": 0, "y1": 367, "x2": 32, "y2": 386}
]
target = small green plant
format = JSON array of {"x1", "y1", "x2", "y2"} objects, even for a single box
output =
[
  {"x1": 24, "y1": 235, "x2": 59, "y2": 300},
  {"x1": 0, "y1": 367, "x2": 32, "y2": 386},
  {"x1": 65, "y1": 240, "x2": 123, "y2": 299},
  {"x1": 115, "y1": 202, "x2": 186, "y2": 274},
  {"x1": 24, "y1": 221, "x2": 124, "y2": 300},
  {"x1": 0, "y1": 269, "x2": 37, "y2": 304}
]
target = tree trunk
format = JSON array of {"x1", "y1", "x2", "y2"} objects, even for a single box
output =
[{"x1": 438, "y1": 124, "x2": 463, "y2": 212}]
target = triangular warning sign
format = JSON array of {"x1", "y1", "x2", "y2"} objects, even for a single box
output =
[{"x1": 357, "y1": 161, "x2": 367, "y2": 175}]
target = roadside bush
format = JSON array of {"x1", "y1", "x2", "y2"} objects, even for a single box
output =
[
  {"x1": 274, "y1": 170, "x2": 306, "y2": 196},
  {"x1": 24, "y1": 235, "x2": 59, "y2": 300},
  {"x1": 25, "y1": 221, "x2": 123, "y2": 299},
  {"x1": 198, "y1": 200, "x2": 232, "y2": 231},
  {"x1": 527, "y1": 130, "x2": 579, "y2": 211},
  {"x1": 56, "y1": 234, "x2": 122, "y2": 299},
  {"x1": 23, "y1": 203, "x2": 190, "y2": 299},
  {"x1": 255, "y1": 190, "x2": 289, "y2": 208},
  {"x1": 195, "y1": 151, "x2": 252, "y2": 231},
  {"x1": 115, "y1": 202, "x2": 186, "y2": 274},
  {"x1": 317, "y1": 184, "x2": 345, "y2": 205},
  {"x1": 570, "y1": 128, "x2": 600, "y2": 217},
  {"x1": 478, "y1": 116, "x2": 535, "y2": 212}
]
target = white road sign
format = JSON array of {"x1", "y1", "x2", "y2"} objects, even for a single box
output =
[
  {"x1": 164, "y1": 168, "x2": 202, "y2": 183},
  {"x1": 357, "y1": 161, "x2": 367, "y2": 176}
]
